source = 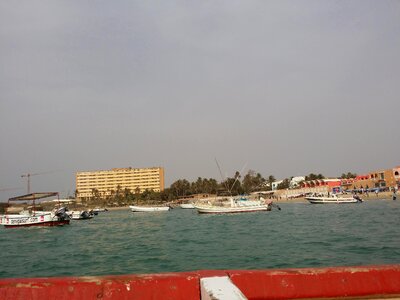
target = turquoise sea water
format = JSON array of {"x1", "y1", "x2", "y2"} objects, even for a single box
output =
[{"x1": 1, "y1": 200, "x2": 400, "y2": 279}]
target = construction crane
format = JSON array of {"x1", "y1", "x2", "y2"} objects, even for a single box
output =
[{"x1": 21, "y1": 171, "x2": 57, "y2": 194}]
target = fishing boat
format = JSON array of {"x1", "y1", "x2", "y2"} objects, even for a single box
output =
[
  {"x1": 129, "y1": 205, "x2": 171, "y2": 212},
  {"x1": 305, "y1": 193, "x2": 363, "y2": 204},
  {"x1": 195, "y1": 197, "x2": 277, "y2": 214},
  {"x1": 0, "y1": 192, "x2": 70, "y2": 228},
  {"x1": 179, "y1": 203, "x2": 195, "y2": 209},
  {"x1": 68, "y1": 210, "x2": 93, "y2": 220}
]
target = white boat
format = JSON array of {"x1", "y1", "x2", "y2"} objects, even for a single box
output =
[
  {"x1": 0, "y1": 193, "x2": 70, "y2": 228},
  {"x1": 92, "y1": 208, "x2": 108, "y2": 213},
  {"x1": 179, "y1": 203, "x2": 195, "y2": 209},
  {"x1": 305, "y1": 194, "x2": 363, "y2": 204},
  {"x1": 68, "y1": 210, "x2": 93, "y2": 220},
  {"x1": 195, "y1": 197, "x2": 276, "y2": 214},
  {"x1": 129, "y1": 205, "x2": 171, "y2": 212}
]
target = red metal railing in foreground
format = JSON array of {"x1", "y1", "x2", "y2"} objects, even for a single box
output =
[{"x1": 1, "y1": 265, "x2": 400, "y2": 299}]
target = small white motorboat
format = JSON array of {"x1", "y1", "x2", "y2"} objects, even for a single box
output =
[
  {"x1": 305, "y1": 194, "x2": 363, "y2": 204},
  {"x1": 179, "y1": 203, "x2": 195, "y2": 209},
  {"x1": 129, "y1": 205, "x2": 171, "y2": 212},
  {"x1": 92, "y1": 208, "x2": 108, "y2": 213},
  {"x1": 69, "y1": 210, "x2": 94, "y2": 220}
]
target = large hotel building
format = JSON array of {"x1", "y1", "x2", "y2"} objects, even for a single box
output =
[{"x1": 76, "y1": 167, "x2": 164, "y2": 199}]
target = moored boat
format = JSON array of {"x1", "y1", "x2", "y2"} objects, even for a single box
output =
[
  {"x1": 0, "y1": 193, "x2": 70, "y2": 228},
  {"x1": 68, "y1": 210, "x2": 93, "y2": 220},
  {"x1": 195, "y1": 197, "x2": 278, "y2": 214},
  {"x1": 179, "y1": 203, "x2": 195, "y2": 209},
  {"x1": 306, "y1": 193, "x2": 363, "y2": 204},
  {"x1": 92, "y1": 207, "x2": 108, "y2": 213},
  {"x1": 129, "y1": 205, "x2": 171, "y2": 212}
]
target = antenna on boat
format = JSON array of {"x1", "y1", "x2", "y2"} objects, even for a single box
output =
[
  {"x1": 228, "y1": 163, "x2": 247, "y2": 194},
  {"x1": 215, "y1": 158, "x2": 230, "y2": 193},
  {"x1": 214, "y1": 159, "x2": 247, "y2": 196}
]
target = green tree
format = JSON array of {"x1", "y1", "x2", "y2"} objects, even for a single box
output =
[
  {"x1": 340, "y1": 172, "x2": 357, "y2": 179},
  {"x1": 305, "y1": 173, "x2": 325, "y2": 181},
  {"x1": 91, "y1": 188, "x2": 101, "y2": 204},
  {"x1": 170, "y1": 179, "x2": 191, "y2": 199},
  {"x1": 242, "y1": 170, "x2": 266, "y2": 193},
  {"x1": 277, "y1": 178, "x2": 290, "y2": 190}
]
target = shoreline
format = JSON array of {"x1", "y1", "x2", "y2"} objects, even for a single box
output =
[
  {"x1": 91, "y1": 192, "x2": 396, "y2": 211},
  {"x1": 274, "y1": 191, "x2": 395, "y2": 203}
]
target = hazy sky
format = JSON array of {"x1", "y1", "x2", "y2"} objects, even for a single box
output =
[{"x1": 1, "y1": 1, "x2": 399, "y2": 199}]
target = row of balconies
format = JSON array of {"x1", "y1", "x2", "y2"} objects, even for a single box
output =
[
  {"x1": 77, "y1": 178, "x2": 160, "y2": 182},
  {"x1": 77, "y1": 177, "x2": 160, "y2": 182},
  {"x1": 77, "y1": 171, "x2": 160, "y2": 175},
  {"x1": 77, "y1": 176, "x2": 160, "y2": 181},
  {"x1": 76, "y1": 180, "x2": 160, "y2": 186},
  {"x1": 78, "y1": 186, "x2": 161, "y2": 193}
]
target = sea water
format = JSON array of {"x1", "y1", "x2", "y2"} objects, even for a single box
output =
[{"x1": 1, "y1": 200, "x2": 399, "y2": 278}]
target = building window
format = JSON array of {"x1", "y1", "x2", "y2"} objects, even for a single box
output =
[{"x1": 395, "y1": 171, "x2": 399, "y2": 176}]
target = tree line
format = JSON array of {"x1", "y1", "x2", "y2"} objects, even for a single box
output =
[
  {"x1": 78, "y1": 170, "x2": 358, "y2": 205},
  {"x1": 75, "y1": 170, "x2": 357, "y2": 205}
]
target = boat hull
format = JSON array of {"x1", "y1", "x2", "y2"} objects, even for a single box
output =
[
  {"x1": 196, "y1": 205, "x2": 271, "y2": 214},
  {"x1": 70, "y1": 216, "x2": 93, "y2": 220},
  {"x1": 1, "y1": 213, "x2": 70, "y2": 228},
  {"x1": 306, "y1": 197, "x2": 359, "y2": 204},
  {"x1": 69, "y1": 211, "x2": 93, "y2": 220},
  {"x1": 129, "y1": 206, "x2": 170, "y2": 212},
  {"x1": 3, "y1": 220, "x2": 70, "y2": 228},
  {"x1": 180, "y1": 204, "x2": 195, "y2": 209}
]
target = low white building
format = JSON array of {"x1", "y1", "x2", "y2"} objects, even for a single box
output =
[
  {"x1": 271, "y1": 180, "x2": 283, "y2": 191},
  {"x1": 290, "y1": 176, "x2": 305, "y2": 189}
]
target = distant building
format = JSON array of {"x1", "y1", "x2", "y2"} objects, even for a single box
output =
[
  {"x1": 271, "y1": 180, "x2": 283, "y2": 191},
  {"x1": 76, "y1": 167, "x2": 164, "y2": 199},
  {"x1": 301, "y1": 178, "x2": 342, "y2": 193},
  {"x1": 290, "y1": 176, "x2": 305, "y2": 189},
  {"x1": 341, "y1": 166, "x2": 400, "y2": 191}
]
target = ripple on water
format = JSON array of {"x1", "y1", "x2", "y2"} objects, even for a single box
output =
[{"x1": 1, "y1": 202, "x2": 400, "y2": 278}]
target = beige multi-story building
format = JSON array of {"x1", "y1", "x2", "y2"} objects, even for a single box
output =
[
  {"x1": 341, "y1": 166, "x2": 400, "y2": 191},
  {"x1": 76, "y1": 167, "x2": 164, "y2": 199}
]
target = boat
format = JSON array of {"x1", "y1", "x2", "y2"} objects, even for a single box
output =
[
  {"x1": 0, "y1": 192, "x2": 70, "y2": 228},
  {"x1": 305, "y1": 193, "x2": 363, "y2": 204},
  {"x1": 68, "y1": 210, "x2": 94, "y2": 220},
  {"x1": 195, "y1": 196, "x2": 277, "y2": 214},
  {"x1": 92, "y1": 207, "x2": 108, "y2": 213},
  {"x1": 129, "y1": 205, "x2": 171, "y2": 212},
  {"x1": 179, "y1": 203, "x2": 195, "y2": 209}
]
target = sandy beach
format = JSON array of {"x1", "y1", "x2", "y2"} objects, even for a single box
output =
[{"x1": 97, "y1": 192, "x2": 396, "y2": 211}]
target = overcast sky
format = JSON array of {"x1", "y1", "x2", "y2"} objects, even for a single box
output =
[{"x1": 1, "y1": 1, "x2": 399, "y2": 199}]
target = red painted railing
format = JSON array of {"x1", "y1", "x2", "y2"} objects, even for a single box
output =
[{"x1": 1, "y1": 265, "x2": 400, "y2": 299}]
